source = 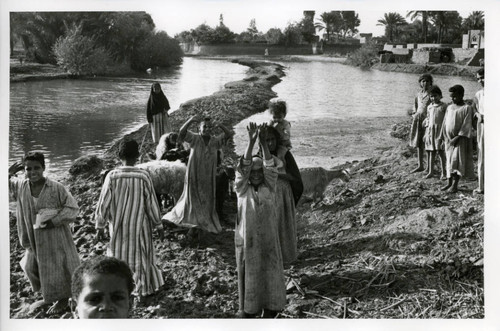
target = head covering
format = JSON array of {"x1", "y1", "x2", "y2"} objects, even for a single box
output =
[
  {"x1": 146, "y1": 83, "x2": 170, "y2": 123},
  {"x1": 251, "y1": 156, "x2": 263, "y2": 170}
]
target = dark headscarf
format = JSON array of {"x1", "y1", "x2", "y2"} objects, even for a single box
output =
[
  {"x1": 260, "y1": 126, "x2": 303, "y2": 205},
  {"x1": 147, "y1": 83, "x2": 170, "y2": 123}
]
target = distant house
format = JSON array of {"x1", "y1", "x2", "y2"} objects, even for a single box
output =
[
  {"x1": 462, "y1": 30, "x2": 484, "y2": 49},
  {"x1": 359, "y1": 33, "x2": 373, "y2": 44}
]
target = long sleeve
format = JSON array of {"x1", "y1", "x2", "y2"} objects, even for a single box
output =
[
  {"x1": 263, "y1": 158, "x2": 278, "y2": 192},
  {"x1": 95, "y1": 174, "x2": 113, "y2": 229},
  {"x1": 235, "y1": 157, "x2": 252, "y2": 195},
  {"x1": 458, "y1": 105, "x2": 473, "y2": 138},
  {"x1": 50, "y1": 183, "x2": 79, "y2": 227},
  {"x1": 143, "y1": 174, "x2": 162, "y2": 227}
]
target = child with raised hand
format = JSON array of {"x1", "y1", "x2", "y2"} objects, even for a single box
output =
[
  {"x1": 234, "y1": 122, "x2": 286, "y2": 318},
  {"x1": 268, "y1": 100, "x2": 292, "y2": 161},
  {"x1": 71, "y1": 256, "x2": 134, "y2": 319},
  {"x1": 163, "y1": 114, "x2": 232, "y2": 237},
  {"x1": 423, "y1": 85, "x2": 447, "y2": 179},
  {"x1": 441, "y1": 85, "x2": 475, "y2": 193}
]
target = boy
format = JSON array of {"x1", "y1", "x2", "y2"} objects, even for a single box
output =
[
  {"x1": 71, "y1": 256, "x2": 134, "y2": 318},
  {"x1": 441, "y1": 85, "x2": 475, "y2": 193},
  {"x1": 473, "y1": 68, "x2": 484, "y2": 194}
]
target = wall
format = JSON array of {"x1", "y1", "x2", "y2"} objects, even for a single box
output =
[
  {"x1": 322, "y1": 43, "x2": 361, "y2": 55},
  {"x1": 184, "y1": 43, "x2": 313, "y2": 56},
  {"x1": 452, "y1": 48, "x2": 480, "y2": 65}
]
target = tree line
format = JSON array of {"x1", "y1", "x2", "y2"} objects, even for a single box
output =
[
  {"x1": 175, "y1": 11, "x2": 361, "y2": 46},
  {"x1": 377, "y1": 11, "x2": 484, "y2": 44},
  {"x1": 10, "y1": 12, "x2": 183, "y2": 75}
]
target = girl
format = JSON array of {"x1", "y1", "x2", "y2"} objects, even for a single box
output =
[
  {"x1": 260, "y1": 125, "x2": 303, "y2": 264},
  {"x1": 71, "y1": 256, "x2": 135, "y2": 319},
  {"x1": 441, "y1": 85, "x2": 475, "y2": 193},
  {"x1": 94, "y1": 139, "x2": 165, "y2": 299},
  {"x1": 409, "y1": 73, "x2": 433, "y2": 173},
  {"x1": 163, "y1": 115, "x2": 231, "y2": 235},
  {"x1": 8, "y1": 151, "x2": 80, "y2": 315},
  {"x1": 423, "y1": 85, "x2": 447, "y2": 179},
  {"x1": 268, "y1": 100, "x2": 292, "y2": 161},
  {"x1": 147, "y1": 82, "x2": 171, "y2": 143},
  {"x1": 235, "y1": 123, "x2": 286, "y2": 318}
]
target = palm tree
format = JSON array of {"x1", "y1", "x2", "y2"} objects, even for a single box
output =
[
  {"x1": 377, "y1": 12, "x2": 407, "y2": 42},
  {"x1": 314, "y1": 11, "x2": 342, "y2": 42},
  {"x1": 429, "y1": 11, "x2": 462, "y2": 43},
  {"x1": 406, "y1": 11, "x2": 430, "y2": 42},
  {"x1": 463, "y1": 11, "x2": 484, "y2": 30}
]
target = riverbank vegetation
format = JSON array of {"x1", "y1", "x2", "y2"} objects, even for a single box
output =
[{"x1": 10, "y1": 12, "x2": 183, "y2": 76}]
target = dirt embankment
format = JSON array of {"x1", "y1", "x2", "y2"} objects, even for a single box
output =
[
  {"x1": 371, "y1": 63, "x2": 480, "y2": 78},
  {"x1": 9, "y1": 58, "x2": 483, "y2": 319}
]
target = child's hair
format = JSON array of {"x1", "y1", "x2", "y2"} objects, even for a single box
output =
[
  {"x1": 429, "y1": 85, "x2": 442, "y2": 97},
  {"x1": 71, "y1": 256, "x2": 135, "y2": 300},
  {"x1": 449, "y1": 85, "x2": 465, "y2": 97},
  {"x1": 418, "y1": 73, "x2": 433, "y2": 85},
  {"x1": 24, "y1": 151, "x2": 45, "y2": 169},
  {"x1": 118, "y1": 139, "x2": 140, "y2": 160},
  {"x1": 269, "y1": 100, "x2": 287, "y2": 117}
]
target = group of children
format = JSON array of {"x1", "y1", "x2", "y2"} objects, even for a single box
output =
[{"x1": 409, "y1": 70, "x2": 485, "y2": 194}]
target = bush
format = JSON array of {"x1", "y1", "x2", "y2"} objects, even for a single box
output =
[
  {"x1": 53, "y1": 25, "x2": 111, "y2": 76},
  {"x1": 131, "y1": 31, "x2": 183, "y2": 71},
  {"x1": 345, "y1": 43, "x2": 380, "y2": 67}
]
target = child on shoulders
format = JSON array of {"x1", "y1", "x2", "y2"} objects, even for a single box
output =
[{"x1": 268, "y1": 100, "x2": 292, "y2": 161}]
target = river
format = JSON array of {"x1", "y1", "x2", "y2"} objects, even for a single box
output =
[{"x1": 9, "y1": 57, "x2": 479, "y2": 180}]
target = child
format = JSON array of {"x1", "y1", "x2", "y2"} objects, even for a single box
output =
[
  {"x1": 147, "y1": 82, "x2": 171, "y2": 143},
  {"x1": 8, "y1": 151, "x2": 80, "y2": 315},
  {"x1": 234, "y1": 123, "x2": 286, "y2": 318},
  {"x1": 409, "y1": 74, "x2": 433, "y2": 173},
  {"x1": 423, "y1": 85, "x2": 447, "y2": 179},
  {"x1": 268, "y1": 100, "x2": 292, "y2": 161},
  {"x1": 441, "y1": 85, "x2": 475, "y2": 193},
  {"x1": 163, "y1": 115, "x2": 231, "y2": 236},
  {"x1": 94, "y1": 139, "x2": 165, "y2": 299},
  {"x1": 71, "y1": 256, "x2": 134, "y2": 319}
]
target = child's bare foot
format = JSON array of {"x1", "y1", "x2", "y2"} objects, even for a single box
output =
[
  {"x1": 440, "y1": 175, "x2": 447, "y2": 180},
  {"x1": 447, "y1": 186, "x2": 458, "y2": 193},
  {"x1": 411, "y1": 167, "x2": 424, "y2": 173},
  {"x1": 424, "y1": 172, "x2": 434, "y2": 179},
  {"x1": 441, "y1": 183, "x2": 452, "y2": 191},
  {"x1": 46, "y1": 298, "x2": 69, "y2": 315},
  {"x1": 473, "y1": 188, "x2": 484, "y2": 194}
]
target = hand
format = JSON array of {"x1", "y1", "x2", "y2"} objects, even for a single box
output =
[
  {"x1": 43, "y1": 219, "x2": 55, "y2": 229},
  {"x1": 258, "y1": 123, "x2": 268, "y2": 142},
  {"x1": 247, "y1": 122, "x2": 258, "y2": 143},
  {"x1": 94, "y1": 228, "x2": 106, "y2": 244},
  {"x1": 9, "y1": 161, "x2": 24, "y2": 177},
  {"x1": 450, "y1": 136, "x2": 460, "y2": 147}
]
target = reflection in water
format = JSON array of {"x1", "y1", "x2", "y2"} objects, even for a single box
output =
[{"x1": 9, "y1": 58, "x2": 247, "y2": 180}]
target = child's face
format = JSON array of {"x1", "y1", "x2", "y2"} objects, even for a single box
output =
[
  {"x1": 199, "y1": 121, "x2": 213, "y2": 137},
  {"x1": 430, "y1": 92, "x2": 442, "y2": 104},
  {"x1": 272, "y1": 112, "x2": 285, "y2": 124},
  {"x1": 476, "y1": 73, "x2": 484, "y2": 88},
  {"x1": 249, "y1": 169, "x2": 264, "y2": 186},
  {"x1": 449, "y1": 91, "x2": 464, "y2": 104},
  {"x1": 25, "y1": 160, "x2": 45, "y2": 184},
  {"x1": 76, "y1": 273, "x2": 131, "y2": 319},
  {"x1": 419, "y1": 79, "x2": 431, "y2": 90},
  {"x1": 152, "y1": 84, "x2": 161, "y2": 93}
]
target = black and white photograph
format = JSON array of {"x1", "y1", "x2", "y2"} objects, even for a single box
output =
[{"x1": 1, "y1": 0, "x2": 499, "y2": 330}]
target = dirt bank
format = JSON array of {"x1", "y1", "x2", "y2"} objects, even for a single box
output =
[
  {"x1": 9, "y1": 58, "x2": 483, "y2": 319},
  {"x1": 371, "y1": 63, "x2": 480, "y2": 78}
]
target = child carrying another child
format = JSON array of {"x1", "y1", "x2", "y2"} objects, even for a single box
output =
[
  {"x1": 234, "y1": 122, "x2": 286, "y2": 318},
  {"x1": 71, "y1": 256, "x2": 134, "y2": 319},
  {"x1": 268, "y1": 100, "x2": 292, "y2": 161},
  {"x1": 423, "y1": 85, "x2": 447, "y2": 179},
  {"x1": 441, "y1": 85, "x2": 475, "y2": 193}
]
